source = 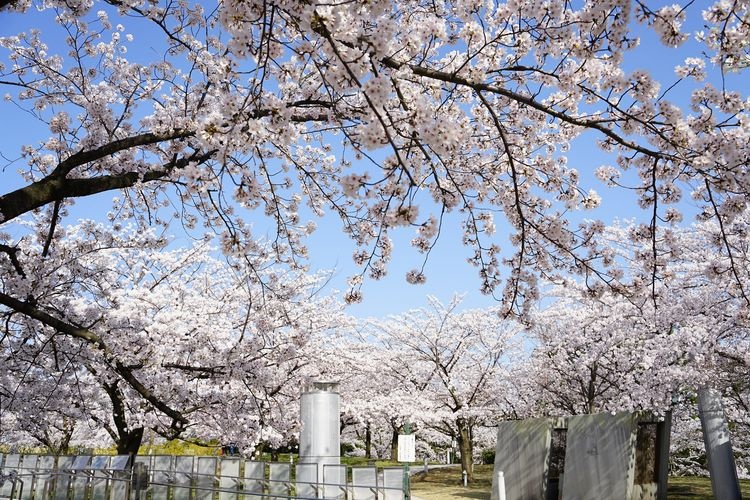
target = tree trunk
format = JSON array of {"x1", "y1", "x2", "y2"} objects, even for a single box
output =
[
  {"x1": 390, "y1": 428, "x2": 399, "y2": 462},
  {"x1": 586, "y1": 362, "x2": 598, "y2": 414},
  {"x1": 103, "y1": 379, "x2": 146, "y2": 457},
  {"x1": 365, "y1": 422, "x2": 372, "y2": 459},
  {"x1": 37, "y1": 430, "x2": 73, "y2": 456},
  {"x1": 33, "y1": 419, "x2": 75, "y2": 455},
  {"x1": 116, "y1": 427, "x2": 144, "y2": 456},
  {"x1": 457, "y1": 418, "x2": 474, "y2": 483}
]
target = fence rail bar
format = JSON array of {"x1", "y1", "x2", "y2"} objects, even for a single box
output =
[{"x1": 1, "y1": 456, "x2": 409, "y2": 500}]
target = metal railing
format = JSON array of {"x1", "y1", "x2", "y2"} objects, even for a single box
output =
[{"x1": 0, "y1": 454, "x2": 409, "y2": 500}]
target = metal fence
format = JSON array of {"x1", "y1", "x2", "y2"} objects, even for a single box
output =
[{"x1": 0, "y1": 453, "x2": 409, "y2": 499}]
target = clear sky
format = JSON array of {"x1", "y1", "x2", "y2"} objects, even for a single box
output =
[{"x1": 1, "y1": 4, "x2": 746, "y2": 319}]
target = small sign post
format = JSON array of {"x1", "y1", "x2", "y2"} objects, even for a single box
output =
[
  {"x1": 397, "y1": 434, "x2": 416, "y2": 463},
  {"x1": 398, "y1": 422, "x2": 415, "y2": 499}
]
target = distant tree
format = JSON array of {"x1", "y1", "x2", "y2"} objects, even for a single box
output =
[
  {"x1": 522, "y1": 292, "x2": 686, "y2": 415},
  {"x1": 0, "y1": 362, "x2": 101, "y2": 455},
  {"x1": 313, "y1": 334, "x2": 432, "y2": 461},
  {"x1": 367, "y1": 296, "x2": 520, "y2": 482}
]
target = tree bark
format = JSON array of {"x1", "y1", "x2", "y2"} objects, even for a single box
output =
[
  {"x1": 365, "y1": 422, "x2": 372, "y2": 459},
  {"x1": 456, "y1": 418, "x2": 474, "y2": 483},
  {"x1": 0, "y1": 131, "x2": 196, "y2": 224},
  {"x1": 390, "y1": 428, "x2": 399, "y2": 462},
  {"x1": 104, "y1": 380, "x2": 145, "y2": 457},
  {"x1": 116, "y1": 427, "x2": 145, "y2": 456}
]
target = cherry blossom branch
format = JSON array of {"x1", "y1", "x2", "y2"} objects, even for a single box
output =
[
  {"x1": 703, "y1": 179, "x2": 750, "y2": 306},
  {"x1": 380, "y1": 57, "x2": 676, "y2": 162},
  {"x1": 41, "y1": 200, "x2": 61, "y2": 258},
  {"x1": 0, "y1": 290, "x2": 190, "y2": 426}
]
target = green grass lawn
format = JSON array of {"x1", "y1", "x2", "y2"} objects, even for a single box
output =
[
  {"x1": 411, "y1": 465, "x2": 493, "y2": 500},
  {"x1": 410, "y1": 466, "x2": 750, "y2": 499},
  {"x1": 668, "y1": 476, "x2": 750, "y2": 499}
]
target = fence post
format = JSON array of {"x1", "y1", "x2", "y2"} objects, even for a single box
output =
[{"x1": 132, "y1": 462, "x2": 149, "y2": 500}]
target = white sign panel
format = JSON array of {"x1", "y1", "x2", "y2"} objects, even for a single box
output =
[{"x1": 398, "y1": 434, "x2": 416, "y2": 462}]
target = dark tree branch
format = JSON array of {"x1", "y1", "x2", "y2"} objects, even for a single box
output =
[
  {"x1": 0, "y1": 244, "x2": 26, "y2": 278},
  {"x1": 0, "y1": 290, "x2": 189, "y2": 425},
  {"x1": 380, "y1": 56, "x2": 675, "y2": 161},
  {"x1": 41, "y1": 200, "x2": 61, "y2": 258},
  {"x1": 0, "y1": 146, "x2": 213, "y2": 225},
  {"x1": 0, "y1": 105, "x2": 329, "y2": 226}
]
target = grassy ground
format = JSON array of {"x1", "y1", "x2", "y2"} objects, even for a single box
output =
[
  {"x1": 410, "y1": 465, "x2": 493, "y2": 500},
  {"x1": 668, "y1": 476, "x2": 750, "y2": 499},
  {"x1": 409, "y1": 466, "x2": 750, "y2": 499}
]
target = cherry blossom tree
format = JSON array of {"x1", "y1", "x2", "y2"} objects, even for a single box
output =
[
  {"x1": 526, "y1": 216, "x2": 748, "y2": 403},
  {"x1": 2, "y1": 0, "x2": 750, "y2": 472},
  {"x1": 0, "y1": 358, "x2": 109, "y2": 454},
  {"x1": 0, "y1": 220, "x2": 345, "y2": 453},
  {"x1": 521, "y1": 292, "x2": 691, "y2": 416},
  {"x1": 365, "y1": 296, "x2": 520, "y2": 481},
  {"x1": 0, "y1": 0, "x2": 748, "y2": 319},
  {"x1": 519, "y1": 215, "x2": 750, "y2": 472},
  {"x1": 324, "y1": 339, "x2": 435, "y2": 460}
]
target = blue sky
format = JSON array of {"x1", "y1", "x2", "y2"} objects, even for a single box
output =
[{"x1": 1, "y1": 3, "x2": 746, "y2": 318}]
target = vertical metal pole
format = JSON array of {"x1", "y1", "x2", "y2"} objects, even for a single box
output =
[
  {"x1": 404, "y1": 463, "x2": 410, "y2": 500},
  {"x1": 698, "y1": 387, "x2": 742, "y2": 500},
  {"x1": 402, "y1": 422, "x2": 412, "y2": 500}
]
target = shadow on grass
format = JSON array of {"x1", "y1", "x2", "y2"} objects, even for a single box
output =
[{"x1": 451, "y1": 493, "x2": 492, "y2": 499}]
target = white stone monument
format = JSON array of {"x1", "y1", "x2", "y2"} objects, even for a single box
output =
[
  {"x1": 299, "y1": 381, "x2": 341, "y2": 498},
  {"x1": 491, "y1": 419, "x2": 552, "y2": 500},
  {"x1": 492, "y1": 411, "x2": 671, "y2": 500},
  {"x1": 698, "y1": 387, "x2": 742, "y2": 500},
  {"x1": 561, "y1": 412, "x2": 637, "y2": 500}
]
